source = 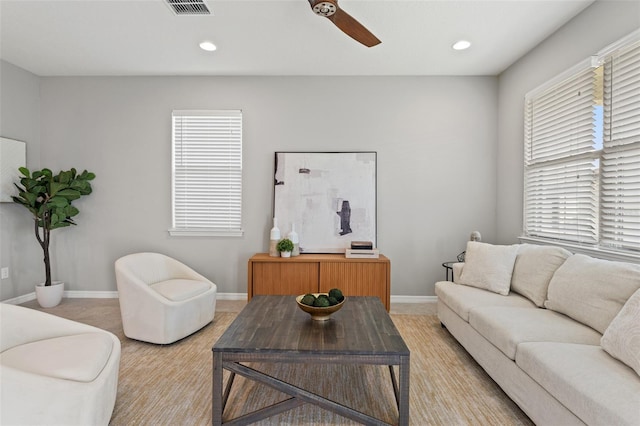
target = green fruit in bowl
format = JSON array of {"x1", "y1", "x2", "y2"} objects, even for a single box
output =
[
  {"x1": 301, "y1": 294, "x2": 316, "y2": 306},
  {"x1": 328, "y1": 288, "x2": 344, "y2": 302},
  {"x1": 313, "y1": 297, "x2": 331, "y2": 307}
]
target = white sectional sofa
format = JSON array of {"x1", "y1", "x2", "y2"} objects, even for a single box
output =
[
  {"x1": 436, "y1": 242, "x2": 640, "y2": 425},
  {"x1": 0, "y1": 304, "x2": 121, "y2": 425}
]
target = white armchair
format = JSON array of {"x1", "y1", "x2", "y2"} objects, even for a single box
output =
[
  {"x1": 0, "y1": 303, "x2": 121, "y2": 425},
  {"x1": 115, "y1": 252, "x2": 217, "y2": 344}
]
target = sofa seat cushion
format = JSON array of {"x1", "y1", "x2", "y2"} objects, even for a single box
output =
[
  {"x1": 0, "y1": 332, "x2": 114, "y2": 382},
  {"x1": 150, "y1": 279, "x2": 211, "y2": 302},
  {"x1": 435, "y1": 281, "x2": 535, "y2": 322},
  {"x1": 517, "y1": 342, "x2": 640, "y2": 426},
  {"x1": 468, "y1": 307, "x2": 601, "y2": 360}
]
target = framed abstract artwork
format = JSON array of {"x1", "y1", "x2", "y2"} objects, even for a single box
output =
[
  {"x1": 0, "y1": 137, "x2": 26, "y2": 203},
  {"x1": 273, "y1": 152, "x2": 377, "y2": 253}
]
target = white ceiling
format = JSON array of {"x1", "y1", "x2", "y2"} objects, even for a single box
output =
[{"x1": 0, "y1": 0, "x2": 594, "y2": 77}]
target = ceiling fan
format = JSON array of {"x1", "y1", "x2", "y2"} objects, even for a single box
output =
[{"x1": 308, "y1": 0, "x2": 381, "y2": 47}]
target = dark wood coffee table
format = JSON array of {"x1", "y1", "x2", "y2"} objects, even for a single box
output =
[{"x1": 212, "y1": 295, "x2": 410, "y2": 425}]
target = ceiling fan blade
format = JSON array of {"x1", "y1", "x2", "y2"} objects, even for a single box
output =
[
  {"x1": 328, "y1": 7, "x2": 381, "y2": 47},
  {"x1": 308, "y1": 0, "x2": 381, "y2": 47}
]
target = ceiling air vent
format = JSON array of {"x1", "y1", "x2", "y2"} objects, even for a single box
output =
[{"x1": 165, "y1": 0, "x2": 211, "y2": 15}]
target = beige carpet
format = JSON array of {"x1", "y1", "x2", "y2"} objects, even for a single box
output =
[{"x1": 20, "y1": 299, "x2": 533, "y2": 425}]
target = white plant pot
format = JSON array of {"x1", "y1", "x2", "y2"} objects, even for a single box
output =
[
  {"x1": 280, "y1": 251, "x2": 292, "y2": 258},
  {"x1": 35, "y1": 281, "x2": 64, "y2": 308}
]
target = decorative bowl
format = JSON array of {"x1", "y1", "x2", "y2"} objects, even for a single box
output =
[{"x1": 296, "y1": 293, "x2": 346, "y2": 321}]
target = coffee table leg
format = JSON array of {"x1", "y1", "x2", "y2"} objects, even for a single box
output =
[
  {"x1": 212, "y1": 351, "x2": 223, "y2": 426},
  {"x1": 398, "y1": 355, "x2": 410, "y2": 426}
]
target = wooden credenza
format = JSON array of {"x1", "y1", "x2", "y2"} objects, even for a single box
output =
[{"x1": 247, "y1": 253, "x2": 391, "y2": 311}]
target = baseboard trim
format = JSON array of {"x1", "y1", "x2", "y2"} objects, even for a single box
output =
[
  {"x1": 391, "y1": 295, "x2": 437, "y2": 304},
  {"x1": 2, "y1": 292, "x2": 438, "y2": 304},
  {"x1": 1, "y1": 290, "x2": 121, "y2": 304},
  {"x1": 2, "y1": 292, "x2": 37, "y2": 305},
  {"x1": 66, "y1": 290, "x2": 120, "y2": 298},
  {"x1": 216, "y1": 292, "x2": 247, "y2": 300}
]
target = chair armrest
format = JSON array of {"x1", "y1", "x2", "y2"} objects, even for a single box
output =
[{"x1": 452, "y1": 262, "x2": 464, "y2": 283}]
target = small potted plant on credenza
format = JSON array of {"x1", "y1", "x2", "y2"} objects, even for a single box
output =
[{"x1": 276, "y1": 238, "x2": 294, "y2": 258}]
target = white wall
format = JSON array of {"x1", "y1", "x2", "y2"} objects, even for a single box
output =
[
  {"x1": 20, "y1": 75, "x2": 498, "y2": 299},
  {"x1": 0, "y1": 60, "x2": 42, "y2": 300},
  {"x1": 496, "y1": 1, "x2": 640, "y2": 244}
]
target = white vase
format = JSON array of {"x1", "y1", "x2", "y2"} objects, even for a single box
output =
[
  {"x1": 280, "y1": 251, "x2": 291, "y2": 258},
  {"x1": 269, "y1": 218, "x2": 281, "y2": 257},
  {"x1": 288, "y1": 224, "x2": 300, "y2": 257},
  {"x1": 35, "y1": 281, "x2": 64, "y2": 308}
]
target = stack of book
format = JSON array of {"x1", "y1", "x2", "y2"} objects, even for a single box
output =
[{"x1": 345, "y1": 241, "x2": 379, "y2": 258}]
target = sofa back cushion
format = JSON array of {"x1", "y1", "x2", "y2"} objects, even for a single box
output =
[
  {"x1": 601, "y1": 288, "x2": 640, "y2": 377},
  {"x1": 545, "y1": 254, "x2": 640, "y2": 334},
  {"x1": 511, "y1": 244, "x2": 572, "y2": 307},
  {"x1": 115, "y1": 252, "x2": 202, "y2": 285},
  {"x1": 458, "y1": 242, "x2": 520, "y2": 295}
]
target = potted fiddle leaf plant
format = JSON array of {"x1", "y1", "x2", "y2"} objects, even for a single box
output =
[{"x1": 12, "y1": 167, "x2": 95, "y2": 307}]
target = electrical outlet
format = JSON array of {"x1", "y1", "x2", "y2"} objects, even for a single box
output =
[{"x1": 1, "y1": 267, "x2": 8, "y2": 279}]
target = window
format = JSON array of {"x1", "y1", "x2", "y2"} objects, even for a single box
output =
[
  {"x1": 600, "y1": 37, "x2": 640, "y2": 251},
  {"x1": 523, "y1": 30, "x2": 640, "y2": 258},
  {"x1": 170, "y1": 110, "x2": 243, "y2": 236}
]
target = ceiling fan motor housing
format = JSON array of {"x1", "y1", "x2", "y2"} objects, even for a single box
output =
[{"x1": 311, "y1": 0, "x2": 337, "y2": 17}]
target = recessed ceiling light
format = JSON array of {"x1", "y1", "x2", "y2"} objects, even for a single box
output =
[
  {"x1": 452, "y1": 40, "x2": 471, "y2": 51},
  {"x1": 199, "y1": 41, "x2": 217, "y2": 52}
]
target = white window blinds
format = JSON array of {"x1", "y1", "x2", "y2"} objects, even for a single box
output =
[
  {"x1": 524, "y1": 63, "x2": 600, "y2": 244},
  {"x1": 170, "y1": 110, "x2": 243, "y2": 236},
  {"x1": 600, "y1": 39, "x2": 640, "y2": 251},
  {"x1": 523, "y1": 30, "x2": 640, "y2": 257}
]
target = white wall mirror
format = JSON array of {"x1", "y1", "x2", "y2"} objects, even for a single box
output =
[{"x1": 0, "y1": 137, "x2": 26, "y2": 202}]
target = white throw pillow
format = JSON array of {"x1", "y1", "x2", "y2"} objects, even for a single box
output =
[
  {"x1": 458, "y1": 242, "x2": 519, "y2": 296},
  {"x1": 601, "y1": 288, "x2": 640, "y2": 377}
]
